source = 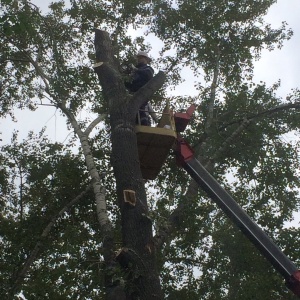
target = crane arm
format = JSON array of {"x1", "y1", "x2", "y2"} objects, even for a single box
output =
[{"x1": 173, "y1": 130, "x2": 300, "y2": 297}]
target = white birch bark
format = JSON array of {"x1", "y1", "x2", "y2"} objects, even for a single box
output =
[{"x1": 59, "y1": 103, "x2": 110, "y2": 229}]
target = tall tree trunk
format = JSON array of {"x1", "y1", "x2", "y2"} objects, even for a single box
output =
[{"x1": 94, "y1": 29, "x2": 165, "y2": 299}]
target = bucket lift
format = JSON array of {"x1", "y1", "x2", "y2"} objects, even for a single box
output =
[
  {"x1": 135, "y1": 104, "x2": 300, "y2": 297},
  {"x1": 136, "y1": 104, "x2": 177, "y2": 180},
  {"x1": 136, "y1": 103, "x2": 196, "y2": 179}
]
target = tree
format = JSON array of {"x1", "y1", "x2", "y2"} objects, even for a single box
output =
[{"x1": 0, "y1": 0, "x2": 299, "y2": 299}]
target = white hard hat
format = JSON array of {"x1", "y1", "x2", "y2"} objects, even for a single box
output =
[{"x1": 137, "y1": 51, "x2": 151, "y2": 61}]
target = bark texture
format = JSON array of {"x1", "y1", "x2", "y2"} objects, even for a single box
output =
[{"x1": 94, "y1": 29, "x2": 165, "y2": 299}]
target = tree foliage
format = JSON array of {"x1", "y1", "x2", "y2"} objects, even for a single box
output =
[{"x1": 0, "y1": 0, "x2": 300, "y2": 299}]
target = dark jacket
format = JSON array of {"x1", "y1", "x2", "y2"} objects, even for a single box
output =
[
  {"x1": 125, "y1": 63, "x2": 154, "y2": 93},
  {"x1": 124, "y1": 63, "x2": 155, "y2": 125}
]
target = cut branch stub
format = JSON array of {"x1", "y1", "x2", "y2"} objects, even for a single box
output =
[{"x1": 123, "y1": 189, "x2": 136, "y2": 207}]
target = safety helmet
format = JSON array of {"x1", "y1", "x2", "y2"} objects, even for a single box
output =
[{"x1": 137, "y1": 51, "x2": 151, "y2": 62}]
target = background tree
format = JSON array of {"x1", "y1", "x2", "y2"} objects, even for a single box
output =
[{"x1": 0, "y1": 0, "x2": 299, "y2": 299}]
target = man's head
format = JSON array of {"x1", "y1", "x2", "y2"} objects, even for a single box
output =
[{"x1": 137, "y1": 51, "x2": 151, "y2": 64}]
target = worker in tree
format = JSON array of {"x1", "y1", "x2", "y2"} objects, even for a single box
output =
[{"x1": 124, "y1": 51, "x2": 158, "y2": 126}]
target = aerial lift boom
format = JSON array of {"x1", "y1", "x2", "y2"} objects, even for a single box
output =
[{"x1": 173, "y1": 105, "x2": 300, "y2": 298}]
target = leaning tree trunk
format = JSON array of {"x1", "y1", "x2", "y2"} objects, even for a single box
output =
[{"x1": 94, "y1": 29, "x2": 165, "y2": 300}]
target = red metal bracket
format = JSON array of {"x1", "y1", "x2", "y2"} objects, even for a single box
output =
[
  {"x1": 174, "y1": 104, "x2": 196, "y2": 132},
  {"x1": 175, "y1": 136, "x2": 194, "y2": 167},
  {"x1": 173, "y1": 104, "x2": 196, "y2": 166}
]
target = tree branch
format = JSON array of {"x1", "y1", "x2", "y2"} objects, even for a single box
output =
[
  {"x1": 58, "y1": 102, "x2": 110, "y2": 230},
  {"x1": 29, "y1": 55, "x2": 51, "y2": 92},
  {"x1": 205, "y1": 46, "x2": 220, "y2": 133},
  {"x1": 10, "y1": 183, "x2": 93, "y2": 297},
  {"x1": 211, "y1": 118, "x2": 253, "y2": 163},
  {"x1": 132, "y1": 71, "x2": 166, "y2": 110},
  {"x1": 96, "y1": 186, "x2": 107, "y2": 226},
  {"x1": 2, "y1": 34, "x2": 51, "y2": 92},
  {"x1": 84, "y1": 114, "x2": 107, "y2": 137},
  {"x1": 250, "y1": 100, "x2": 300, "y2": 118},
  {"x1": 0, "y1": 57, "x2": 30, "y2": 64},
  {"x1": 220, "y1": 101, "x2": 300, "y2": 130}
]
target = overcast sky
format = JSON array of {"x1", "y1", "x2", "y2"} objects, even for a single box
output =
[
  {"x1": 253, "y1": 0, "x2": 300, "y2": 97},
  {"x1": 1, "y1": 0, "x2": 299, "y2": 144}
]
